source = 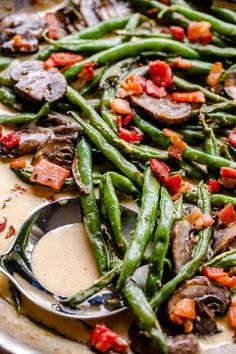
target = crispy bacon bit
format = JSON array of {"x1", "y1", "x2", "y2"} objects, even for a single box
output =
[
  {"x1": 110, "y1": 98, "x2": 132, "y2": 114},
  {"x1": 145, "y1": 79, "x2": 167, "y2": 98},
  {"x1": 118, "y1": 127, "x2": 143, "y2": 144},
  {"x1": 170, "y1": 26, "x2": 185, "y2": 42},
  {"x1": 207, "y1": 62, "x2": 223, "y2": 88},
  {"x1": 208, "y1": 179, "x2": 220, "y2": 193},
  {"x1": 187, "y1": 21, "x2": 212, "y2": 44},
  {"x1": 168, "y1": 135, "x2": 187, "y2": 160},
  {"x1": 0, "y1": 132, "x2": 20, "y2": 148},
  {"x1": 149, "y1": 60, "x2": 173, "y2": 87},
  {"x1": 78, "y1": 62, "x2": 96, "y2": 81},
  {"x1": 186, "y1": 207, "x2": 214, "y2": 230},
  {"x1": 147, "y1": 8, "x2": 158, "y2": 15},
  {"x1": 122, "y1": 112, "x2": 135, "y2": 126},
  {"x1": 12, "y1": 35, "x2": 32, "y2": 51},
  {"x1": 219, "y1": 167, "x2": 236, "y2": 189},
  {"x1": 218, "y1": 203, "x2": 236, "y2": 226},
  {"x1": 163, "y1": 128, "x2": 183, "y2": 139},
  {"x1": 5, "y1": 225, "x2": 15, "y2": 239},
  {"x1": 45, "y1": 53, "x2": 84, "y2": 69},
  {"x1": 10, "y1": 157, "x2": 26, "y2": 169},
  {"x1": 172, "y1": 181, "x2": 191, "y2": 201},
  {"x1": 90, "y1": 323, "x2": 128, "y2": 353},
  {"x1": 171, "y1": 57, "x2": 193, "y2": 69},
  {"x1": 228, "y1": 127, "x2": 236, "y2": 149},
  {"x1": 170, "y1": 298, "x2": 196, "y2": 333},
  {"x1": 116, "y1": 115, "x2": 122, "y2": 129},
  {"x1": 120, "y1": 75, "x2": 143, "y2": 96},
  {"x1": 0, "y1": 217, "x2": 7, "y2": 233},
  {"x1": 45, "y1": 12, "x2": 62, "y2": 40},
  {"x1": 203, "y1": 266, "x2": 236, "y2": 289},
  {"x1": 228, "y1": 300, "x2": 236, "y2": 328},
  {"x1": 30, "y1": 160, "x2": 70, "y2": 190},
  {"x1": 164, "y1": 174, "x2": 182, "y2": 194},
  {"x1": 150, "y1": 159, "x2": 170, "y2": 182},
  {"x1": 171, "y1": 91, "x2": 206, "y2": 103}
]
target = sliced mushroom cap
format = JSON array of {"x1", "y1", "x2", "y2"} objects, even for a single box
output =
[
  {"x1": 0, "y1": 14, "x2": 45, "y2": 54},
  {"x1": 171, "y1": 220, "x2": 196, "y2": 273},
  {"x1": 52, "y1": 125, "x2": 80, "y2": 141},
  {"x1": 224, "y1": 70, "x2": 236, "y2": 100},
  {"x1": 167, "y1": 334, "x2": 200, "y2": 354},
  {"x1": 10, "y1": 60, "x2": 67, "y2": 102},
  {"x1": 37, "y1": 113, "x2": 68, "y2": 127},
  {"x1": 212, "y1": 223, "x2": 236, "y2": 255},
  {"x1": 131, "y1": 93, "x2": 192, "y2": 125},
  {"x1": 33, "y1": 137, "x2": 74, "y2": 171},
  {"x1": 5, "y1": 128, "x2": 53, "y2": 158},
  {"x1": 129, "y1": 323, "x2": 200, "y2": 354},
  {"x1": 167, "y1": 276, "x2": 231, "y2": 336}
]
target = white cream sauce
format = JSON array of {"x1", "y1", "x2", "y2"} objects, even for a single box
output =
[{"x1": 31, "y1": 223, "x2": 100, "y2": 297}]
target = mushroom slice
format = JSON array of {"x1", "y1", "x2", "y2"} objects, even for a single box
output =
[
  {"x1": 0, "y1": 14, "x2": 45, "y2": 54},
  {"x1": 224, "y1": 70, "x2": 236, "y2": 100},
  {"x1": 12, "y1": 128, "x2": 53, "y2": 158},
  {"x1": 131, "y1": 93, "x2": 192, "y2": 125},
  {"x1": 10, "y1": 60, "x2": 67, "y2": 102},
  {"x1": 167, "y1": 276, "x2": 231, "y2": 336},
  {"x1": 212, "y1": 223, "x2": 236, "y2": 255},
  {"x1": 52, "y1": 125, "x2": 80, "y2": 141},
  {"x1": 129, "y1": 322, "x2": 200, "y2": 354},
  {"x1": 171, "y1": 220, "x2": 196, "y2": 273},
  {"x1": 37, "y1": 113, "x2": 68, "y2": 127},
  {"x1": 33, "y1": 137, "x2": 74, "y2": 171}
]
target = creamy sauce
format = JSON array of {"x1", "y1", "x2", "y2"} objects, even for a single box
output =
[{"x1": 31, "y1": 223, "x2": 100, "y2": 297}]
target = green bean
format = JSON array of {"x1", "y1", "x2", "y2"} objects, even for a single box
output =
[
  {"x1": 146, "y1": 187, "x2": 174, "y2": 296},
  {"x1": 211, "y1": 6, "x2": 236, "y2": 24},
  {"x1": 117, "y1": 30, "x2": 173, "y2": 40},
  {"x1": 175, "y1": 129, "x2": 204, "y2": 143},
  {"x1": 0, "y1": 74, "x2": 12, "y2": 88},
  {"x1": 103, "y1": 171, "x2": 141, "y2": 200},
  {"x1": 79, "y1": 66, "x2": 107, "y2": 96},
  {"x1": 121, "y1": 13, "x2": 141, "y2": 42},
  {"x1": 173, "y1": 159, "x2": 206, "y2": 180},
  {"x1": 183, "y1": 146, "x2": 236, "y2": 169},
  {"x1": 67, "y1": 87, "x2": 168, "y2": 161},
  {"x1": 64, "y1": 38, "x2": 199, "y2": 80},
  {"x1": 221, "y1": 63, "x2": 236, "y2": 82},
  {"x1": 207, "y1": 112, "x2": 236, "y2": 127},
  {"x1": 174, "y1": 75, "x2": 228, "y2": 102},
  {"x1": 0, "y1": 56, "x2": 12, "y2": 71},
  {"x1": 117, "y1": 167, "x2": 160, "y2": 289},
  {"x1": 201, "y1": 118, "x2": 219, "y2": 157},
  {"x1": 76, "y1": 137, "x2": 108, "y2": 273},
  {"x1": 202, "y1": 249, "x2": 236, "y2": 270},
  {"x1": 38, "y1": 17, "x2": 131, "y2": 60},
  {"x1": 133, "y1": 114, "x2": 170, "y2": 148},
  {"x1": 70, "y1": 111, "x2": 143, "y2": 188},
  {"x1": 124, "y1": 281, "x2": 168, "y2": 354},
  {"x1": 167, "y1": 58, "x2": 213, "y2": 75},
  {"x1": 103, "y1": 173, "x2": 127, "y2": 253},
  {"x1": 61, "y1": 17, "x2": 131, "y2": 41},
  {"x1": 51, "y1": 39, "x2": 116, "y2": 53},
  {"x1": 184, "y1": 191, "x2": 236, "y2": 207},
  {"x1": 61, "y1": 262, "x2": 123, "y2": 306},
  {"x1": 170, "y1": 5, "x2": 236, "y2": 37},
  {"x1": 150, "y1": 182, "x2": 212, "y2": 309},
  {"x1": 99, "y1": 58, "x2": 136, "y2": 89},
  {"x1": 100, "y1": 88, "x2": 117, "y2": 133},
  {"x1": 203, "y1": 101, "x2": 236, "y2": 115},
  {"x1": 0, "y1": 87, "x2": 21, "y2": 111},
  {"x1": 190, "y1": 43, "x2": 236, "y2": 58},
  {"x1": 132, "y1": 0, "x2": 189, "y2": 27},
  {"x1": 0, "y1": 102, "x2": 52, "y2": 125},
  {"x1": 12, "y1": 167, "x2": 75, "y2": 188},
  {"x1": 173, "y1": 194, "x2": 184, "y2": 222}
]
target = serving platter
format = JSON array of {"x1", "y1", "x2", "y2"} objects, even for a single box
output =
[{"x1": 1, "y1": 0, "x2": 236, "y2": 353}]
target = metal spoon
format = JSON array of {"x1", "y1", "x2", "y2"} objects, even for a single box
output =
[{"x1": 0, "y1": 198, "x2": 146, "y2": 319}]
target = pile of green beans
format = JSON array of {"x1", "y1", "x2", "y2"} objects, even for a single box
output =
[{"x1": 4, "y1": 2, "x2": 236, "y2": 352}]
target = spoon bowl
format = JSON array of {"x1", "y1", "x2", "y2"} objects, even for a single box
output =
[{"x1": 0, "y1": 198, "x2": 145, "y2": 319}]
